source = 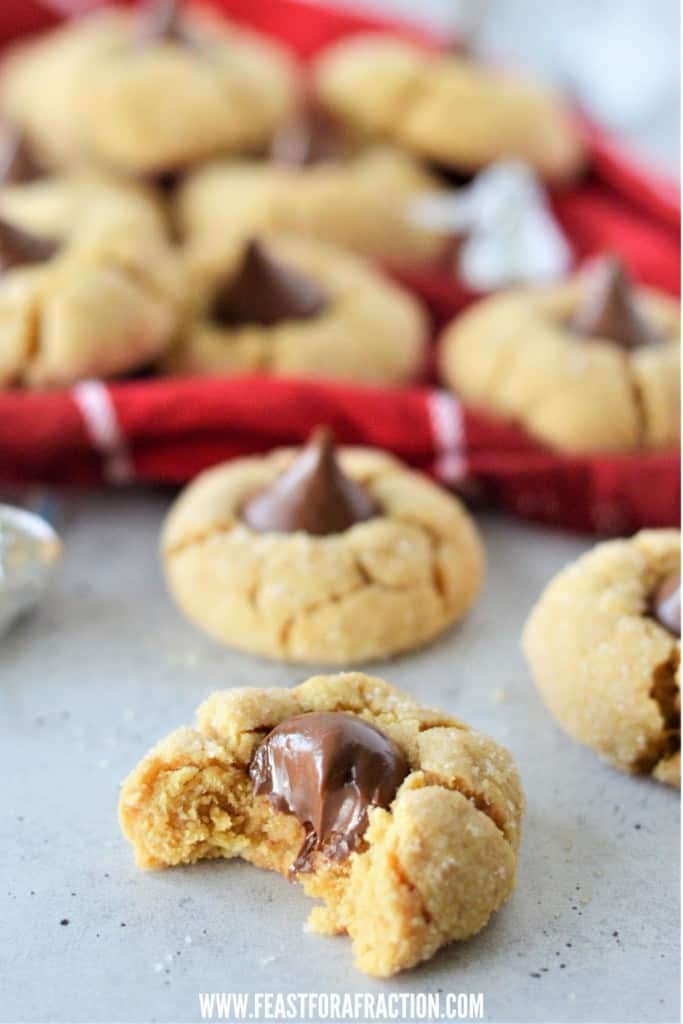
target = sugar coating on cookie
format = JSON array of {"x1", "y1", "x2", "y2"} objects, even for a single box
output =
[
  {"x1": 161, "y1": 438, "x2": 485, "y2": 663},
  {"x1": 523, "y1": 529, "x2": 680, "y2": 786},
  {"x1": 439, "y1": 263, "x2": 680, "y2": 453},
  {"x1": 166, "y1": 235, "x2": 428, "y2": 386},
  {"x1": 1, "y1": 4, "x2": 299, "y2": 176},
  {"x1": 313, "y1": 35, "x2": 585, "y2": 184},
  {"x1": 175, "y1": 146, "x2": 448, "y2": 266},
  {"x1": 0, "y1": 168, "x2": 181, "y2": 388},
  {"x1": 119, "y1": 672, "x2": 524, "y2": 976}
]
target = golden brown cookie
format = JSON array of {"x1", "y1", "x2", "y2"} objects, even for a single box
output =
[
  {"x1": 0, "y1": 10, "x2": 126, "y2": 169},
  {"x1": 161, "y1": 432, "x2": 485, "y2": 663},
  {"x1": 165, "y1": 235, "x2": 428, "y2": 385},
  {"x1": 119, "y1": 671, "x2": 524, "y2": 976},
  {"x1": 0, "y1": 169, "x2": 181, "y2": 388},
  {"x1": 523, "y1": 529, "x2": 680, "y2": 786},
  {"x1": 175, "y1": 146, "x2": 448, "y2": 266},
  {"x1": 313, "y1": 35, "x2": 585, "y2": 184},
  {"x1": 439, "y1": 257, "x2": 680, "y2": 452},
  {"x1": 1, "y1": 3, "x2": 299, "y2": 176}
]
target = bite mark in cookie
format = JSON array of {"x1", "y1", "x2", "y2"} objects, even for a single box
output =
[{"x1": 119, "y1": 673, "x2": 523, "y2": 976}]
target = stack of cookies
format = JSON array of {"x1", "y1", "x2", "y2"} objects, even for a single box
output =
[{"x1": 0, "y1": 3, "x2": 617, "y2": 399}]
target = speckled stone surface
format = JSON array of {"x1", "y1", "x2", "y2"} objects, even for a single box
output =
[{"x1": 1, "y1": 492, "x2": 679, "y2": 1023}]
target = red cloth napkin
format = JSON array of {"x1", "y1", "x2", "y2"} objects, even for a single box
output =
[
  {"x1": 0, "y1": 376, "x2": 678, "y2": 535},
  {"x1": 0, "y1": 0, "x2": 679, "y2": 535}
]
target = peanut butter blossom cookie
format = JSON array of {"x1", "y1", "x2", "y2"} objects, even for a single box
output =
[
  {"x1": 175, "y1": 145, "x2": 447, "y2": 267},
  {"x1": 439, "y1": 255, "x2": 680, "y2": 452},
  {"x1": 523, "y1": 529, "x2": 680, "y2": 786},
  {"x1": 161, "y1": 429, "x2": 484, "y2": 662},
  {"x1": 313, "y1": 35, "x2": 585, "y2": 185},
  {"x1": 166, "y1": 236, "x2": 427, "y2": 384},
  {"x1": 0, "y1": 131, "x2": 180, "y2": 388},
  {"x1": 119, "y1": 672, "x2": 524, "y2": 976},
  {"x1": 1, "y1": 0, "x2": 298, "y2": 176}
]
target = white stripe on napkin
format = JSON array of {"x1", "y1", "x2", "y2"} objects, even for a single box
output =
[
  {"x1": 426, "y1": 390, "x2": 467, "y2": 485},
  {"x1": 72, "y1": 380, "x2": 134, "y2": 485}
]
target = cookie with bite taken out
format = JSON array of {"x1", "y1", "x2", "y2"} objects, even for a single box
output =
[{"x1": 119, "y1": 671, "x2": 523, "y2": 976}]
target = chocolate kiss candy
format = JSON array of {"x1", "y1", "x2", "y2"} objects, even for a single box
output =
[
  {"x1": 570, "y1": 255, "x2": 662, "y2": 349},
  {"x1": 0, "y1": 129, "x2": 43, "y2": 185},
  {"x1": 241, "y1": 427, "x2": 378, "y2": 536},
  {"x1": 211, "y1": 240, "x2": 328, "y2": 327},
  {"x1": 250, "y1": 711, "x2": 409, "y2": 873},
  {"x1": 0, "y1": 218, "x2": 58, "y2": 271},
  {"x1": 651, "y1": 571, "x2": 681, "y2": 638},
  {"x1": 270, "y1": 104, "x2": 349, "y2": 168},
  {"x1": 139, "y1": 0, "x2": 187, "y2": 44}
]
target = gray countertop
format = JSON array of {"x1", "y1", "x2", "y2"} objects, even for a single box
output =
[{"x1": 1, "y1": 492, "x2": 679, "y2": 1024}]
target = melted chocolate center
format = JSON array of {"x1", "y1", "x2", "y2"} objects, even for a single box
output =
[
  {"x1": 0, "y1": 218, "x2": 58, "y2": 271},
  {"x1": 0, "y1": 129, "x2": 44, "y2": 185},
  {"x1": 651, "y1": 571, "x2": 681, "y2": 637},
  {"x1": 241, "y1": 427, "x2": 378, "y2": 536},
  {"x1": 250, "y1": 711, "x2": 409, "y2": 873},
  {"x1": 570, "y1": 255, "x2": 662, "y2": 349},
  {"x1": 211, "y1": 240, "x2": 328, "y2": 328}
]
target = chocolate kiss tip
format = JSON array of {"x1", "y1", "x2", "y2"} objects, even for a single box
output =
[
  {"x1": 241, "y1": 427, "x2": 378, "y2": 536},
  {"x1": 211, "y1": 240, "x2": 328, "y2": 328},
  {"x1": 0, "y1": 217, "x2": 58, "y2": 272},
  {"x1": 1, "y1": 129, "x2": 43, "y2": 186},
  {"x1": 139, "y1": 0, "x2": 184, "y2": 43},
  {"x1": 571, "y1": 253, "x2": 662, "y2": 349}
]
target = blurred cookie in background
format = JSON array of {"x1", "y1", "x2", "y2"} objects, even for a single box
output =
[
  {"x1": 313, "y1": 34, "x2": 586, "y2": 185},
  {"x1": 165, "y1": 235, "x2": 428, "y2": 386},
  {"x1": 439, "y1": 254, "x2": 680, "y2": 452},
  {"x1": 0, "y1": 0, "x2": 300, "y2": 177},
  {"x1": 175, "y1": 145, "x2": 449, "y2": 269},
  {"x1": 0, "y1": 128, "x2": 182, "y2": 388}
]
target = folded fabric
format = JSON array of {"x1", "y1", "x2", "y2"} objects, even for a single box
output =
[{"x1": 0, "y1": 376, "x2": 678, "y2": 535}]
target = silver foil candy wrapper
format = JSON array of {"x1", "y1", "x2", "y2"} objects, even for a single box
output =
[
  {"x1": 408, "y1": 159, "x2": 572, "y2": 291},
  {"x1": 0, "y1": 504, "x2": 62, "y2": 637}
]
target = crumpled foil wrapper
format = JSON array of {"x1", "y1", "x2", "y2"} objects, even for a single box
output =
[
  {"x1": 408, "y1": 159, "x2": 572, "y2": 291},
  {"x1": 0, "y1": 504, "x2": 62, "y2": 637}
]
